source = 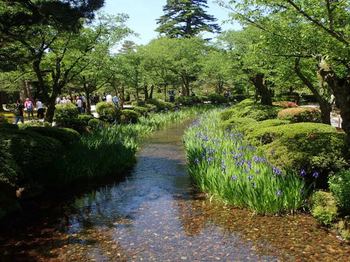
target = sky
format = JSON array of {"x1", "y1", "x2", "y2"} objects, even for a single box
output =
[{"x1": 102, "y1": 0, "x2": 239, "y2": 45}]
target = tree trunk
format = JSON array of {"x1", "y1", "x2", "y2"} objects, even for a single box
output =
[
  {"x1": 144, "y1": 85, "x2": 149, "y2": 101},
  {"x1": 250, "y1": 73, "x2": 272, "y2": 106},
  {"x1": 294, "y1": 58, "x2": 331, "y2": 125},
  {"x1": 149, "y1": 85, "x2": 154, "y2": 99},
  {"x1": 181, "y1": 75, "x2": 190, "y2": 96},
  {"x1": 45, "y1": 95, "x2": 57, "y2": 122},
  {"x1": 318, "y1": 63, "x2": 350, "y2": 142},
  {"x1": 120, "y1": 86, "x2": 125, "y2": 108}
]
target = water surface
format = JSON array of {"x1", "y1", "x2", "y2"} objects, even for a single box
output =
[{"x1": 1, "y1": 121, "x2": 349, "y2": 261}]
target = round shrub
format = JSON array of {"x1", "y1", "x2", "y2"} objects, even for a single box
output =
[
  {"x1": 176, "y1": 96, "x2": 201, "y2": 106},
  {"x1": 329, "y1": 170, "x2": 350, "y2": 215},
  {"x1": 222, "y1": 99, "x2": 280, "y2": 121},
  {"x1": 278, "y1": 107, "x2": 321, "y2": 123},
  {"x1": 311, "y1": 191, "x2": 338, "y2": 226},
  {"x1": 207, "y1": 93, "x2": 227, "y2": 104},
  {"x1": 23, "y1": 126, "x2": 80, "y2": 146},
  {"x1": 120, "y1": 110, "x2": 140, "y2": 124},
  {"x1": 88, "y1": 118, "x2": 106, "y2": 130},
  {"x1": 96, "y1": 102, "x2": 119, "y2": 123},
  {"x1": 54, "y1": 103, "x2": 79, "y2": 122},
  {"x1": 0, "y1": 128, "x2": 63, "y2": 185},
  {"x1": 248, "y1": 123, "x2": 348, "y2": 186},
  {"x1": 133, "y1": 106, "x2": 149, "y2": 116},
  {"x1": 146, "y1": 98, "x2": 174, "y2": 111},
  {"x1": 77, "y1": 114, "x2": 94, "y2": 125},
  {"x1": 220, "y1": 117, "x2": 257, "y2": 132},
  {"x1": 20, "y1": 120, "x2": 51, "y2": 128},
  {"x1": 273, "y1": 101, "x2": 298, "y2": 108}
]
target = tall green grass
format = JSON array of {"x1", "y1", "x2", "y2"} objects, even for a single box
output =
[
  {"x1": 184, "y1": 110, "x2": 306, "y2": 215},
  {"x1": 57, "y1": 108, "x2": 205, "y2": 184}
]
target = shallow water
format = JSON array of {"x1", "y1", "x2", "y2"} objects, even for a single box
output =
[{"x1": 1, "y1": 121, "x2": 350, "y2": 261}]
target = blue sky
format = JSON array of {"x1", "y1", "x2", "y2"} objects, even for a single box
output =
[{"x1": 102, "y1": 0, "x2": 238, "y2": 45}]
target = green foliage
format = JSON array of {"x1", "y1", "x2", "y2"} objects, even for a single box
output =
[
  {"x1": 156, "y1": 0, "x2": 220, "y2": 38},
  {"x1": 133, "y1": 106, "x2": 149, "y2": 116},
  {"x1": 184, "y1": 111, "x2": 305, "y2": 214},
  {"x1": 20, "y1": 120, "x2": 51, "y2": 128},
  {"x1": 222, "y1": 99, "x2": 280, "y2": 121},
  {"x1": 146, "y1": 98, "x2": 174, "y2": 112},
  {"x1": 176, "y1": 96, "x2": 202, "y2": 106},
  {"x1": 247, "y1": 123, "x2": 347, "y2": 183},
  {"x1": 22, "y1": 127, "x2": 80, "y2": 147},
  {"x1": 329, "y1": 170, "x2": 350, "y2": 215},
  {"x1": 207, "y1": 93, "x2": 227, "y2": 104},
  {"x1": 96, "y1": 102, "x2": 120, "y2": 123},
  {"x1": 88, "y1": 118, "x2": 106, "y2": 130},
  {"x1": 120, "y1": 110, "x2": 140, "y2": 124},
  {"x1": 0, "y1": 128, "x2": 63, "y2": 186},
  {"x1": 311, "y1": 191, "x2": 338, "y2": 226},
  {"x1": 220, "y1": 117, "x2": 257, "y2": 132},
  {"x1": 77, "y1": 114, "x2": 94, "y2": 125},
  {"x1": 278, "y1": 107, "x2": 322, "y2": 123},
  {"x1": 54, "y1": 103, "x2": 79, "y2": 122}
]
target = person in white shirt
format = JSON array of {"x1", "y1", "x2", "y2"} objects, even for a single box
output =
[
  {"x1": 36, "y1": 99, "x2": 44, "y2": 119},
  {"x1": 106, "y1": 94, "x2": 113, "y2": 103},
  {"x1": 76, "y1": 96, "x2": 83, "y2": 113}
]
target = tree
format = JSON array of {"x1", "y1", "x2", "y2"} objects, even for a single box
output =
[
  {"x1": 222, "y1": 0, "x2": 349, "y2": 128},
  {"x1": 0, "y1": 0, "x2": 105, "y2": 71},
  {"x1": 156, "y1": 0, "x2": 221, "y2": 38}
]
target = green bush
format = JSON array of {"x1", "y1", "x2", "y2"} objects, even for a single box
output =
[
  {"x1": 96, "y1": 102, "x2": 119, "y2": 123},
  {"x1": 54, "y1": 103, "x2": 79, "y2": 122},
  {"x1": 120, "y1": 109, "x2": 140, "y2": 124},
  {"x1": 329, "y1": 170, "x2": 350, "y2": 215},
  {"x1": 0, "y1": 128, "x2": 63, "y2": 186},
  {"x1": 220, "y1": 117, "x2": 257, "y2": 132},
  {"x1": 221, "y1": 99, "x2": 280, "y2": 121},
  {"x1": 278, "y1": 107, "x2": 322, "y2": 123},
  {"x1": 207, "y1": 93, "x2": 227, "y2": 104},
  {"x1": 20, "y1": 120, "x2": 51, "y2": 128},
  {"x1": 77, "y1": 114, "x2": 94, "y2": 125},
  {"x1": 244, "y1": 119, "x2": 290, "y2": 133},
  {"x1": 246, "y1": 123, "x2": 347, "y2": 184},
  {"x1": 176, "y1": 96, "x2": 202, "y2": 106},
  {"x1": 23, "y1": 126, "x2": 80, "y2": 146},
  {"x1": 146, "y1": 98, "x2": 174, "y2": 111},
  {"x1": 311, "y1": 191, "x2": 338, "y2": 226},
  {"x1": 88, "y1": 118, "x2": 106, "y2": 130},
  {"x1": 133, "y1": 106, "x2": 149, "y2": 116}
]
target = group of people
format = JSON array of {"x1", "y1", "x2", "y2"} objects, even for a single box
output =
[
  {"x1": 14, "y1": 98, "x2": 44, "y2": 124},
  {"x1": 56, "y1": 95, "x2": 87, "y2": 114}
]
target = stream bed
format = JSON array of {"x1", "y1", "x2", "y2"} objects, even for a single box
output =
[{"x1": 1, "y1": 121, "x2": 350, "y2": 261}]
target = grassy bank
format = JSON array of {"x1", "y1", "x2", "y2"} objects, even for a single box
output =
[{"x1": 184, "y1": 110, "x2": 306, "y2": 215}]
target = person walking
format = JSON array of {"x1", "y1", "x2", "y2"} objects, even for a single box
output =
[
  {"x1": 112, "y1": 94, "x2": 119, "y2": 109},
  {"x1": 24, "y1": 98, "x2": 34, "y2": 119},
  {"x1": 76, "y1": 96, "x2": 83, "y2": 114},
  {"x1": 14, "y1": 99, "x2": 24, "y2": 124},
  {"x1": 36, "y1": 99, "x2": 45, "y2": 119}
]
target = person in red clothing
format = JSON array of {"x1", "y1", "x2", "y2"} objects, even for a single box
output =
[{"x1": 24, "y1": 98, "x2": 34, "y2": 119}]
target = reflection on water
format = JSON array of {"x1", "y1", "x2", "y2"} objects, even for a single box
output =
[{"x1": 1, "y1": 121, "x2": 350, "y2": 261}]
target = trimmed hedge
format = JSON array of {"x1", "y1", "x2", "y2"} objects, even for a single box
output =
[
  {"x1": 146, "y1": 98, "x2": 174, "y2": 112},
  {"x1": 22, "y1": 126, "x2": 80, "y2": 146},
  {"x1": 221, "y1": 99, "x2": 280, "y2": 121},
  {"x1": 278, "y1": 107, "x2": 322, "y2": 123},
  {"x1": 221, "y1": 117, "x2": 257, "y2": 132},
  {"x1": 120, "y1": 109, "x2": 140, "y2": 124},
  {"x1": 54, "y1": 103, "x2": 79, "y2": 122},
  {"x1": 96, "y1": 102, "x2": 119, "y2": 123},
  {"x1": 133, "y1": 106, "x2": 149, "y2": 116},
  {"x1": 247, "y1": 123, "x2": 347, "y2": 185},
  {"x1": 207, "y1": 93, "x2": 227, "y2": 104}
]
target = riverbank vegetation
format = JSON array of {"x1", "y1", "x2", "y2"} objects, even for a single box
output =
[
  {"x1": 0, "y1": 106, "x2": 204, "y2": 220},
  {"x1": 184, "y1": 100, "x2": 350, "y2": 238}
]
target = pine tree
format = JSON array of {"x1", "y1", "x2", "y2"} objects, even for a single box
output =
[{"x1": 156, "y1": 0, "x2": 221, "y2": 38}]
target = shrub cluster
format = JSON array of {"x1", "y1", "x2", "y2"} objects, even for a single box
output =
[
  {"x1": 95, "y1": 102, "x2": 120, "y2": 123},
  {"x1": 311, "y1": 191, "x2": 338, "y2": 226},
  {"x1": 278, "y1": 107, "x2": 322, "y2": 123},
  {"x1": 146, "y1": 98, "x2": 174, "y2": 112},
  {"x1": 221, "y1": 99, "x2": 280, "y2": 121}
]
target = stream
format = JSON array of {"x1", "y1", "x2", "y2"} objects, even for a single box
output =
[{"x1": 1, "y1": 121, "x2": 350, "y2": 261}]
